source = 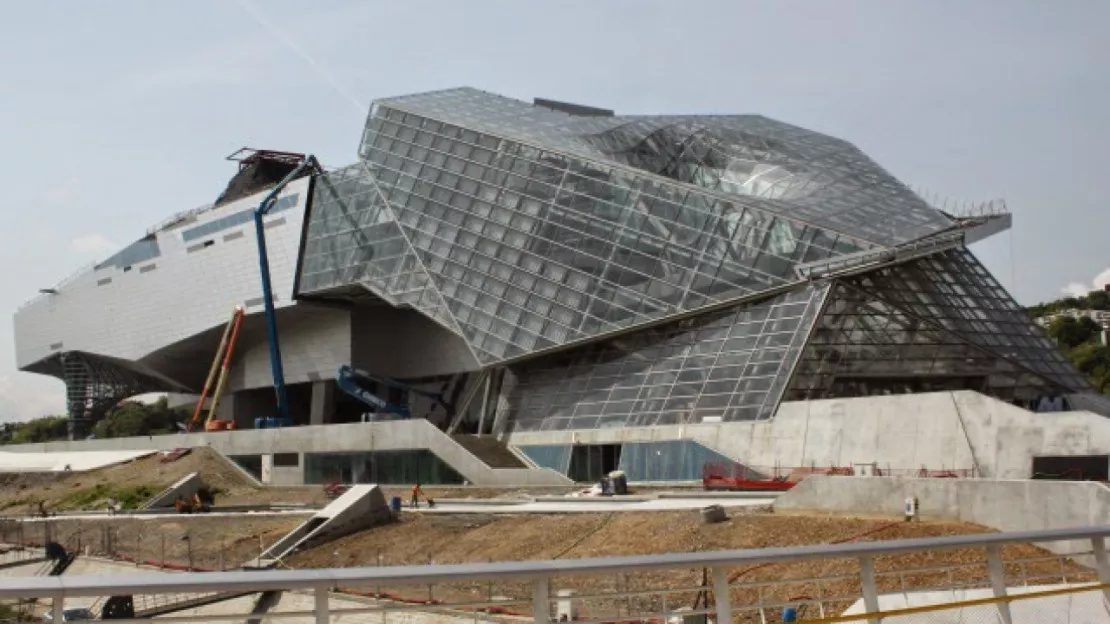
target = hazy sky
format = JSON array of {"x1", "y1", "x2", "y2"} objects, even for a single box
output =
[{"x1": 1, "y1": 0, "x2": 1107, "y2": 421}]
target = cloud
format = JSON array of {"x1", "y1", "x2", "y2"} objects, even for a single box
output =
[
  {"x1": 1062, "y1": 267, "x2": 1110, "y2": 297},
  {"x1": 0, "y1": 374, "x2": 66, "y2": 423},
  {"x1": 70, "y1": 233, "x2": 117, "y2": 256}
]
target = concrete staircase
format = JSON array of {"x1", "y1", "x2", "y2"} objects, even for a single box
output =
[{"x1": 450, "y1": 435, "x2": 528, "y2": 469}]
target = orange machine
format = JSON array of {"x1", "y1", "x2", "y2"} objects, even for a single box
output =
[{"x1": 186, "y1": 306, "x2": 245, "y2": 432}]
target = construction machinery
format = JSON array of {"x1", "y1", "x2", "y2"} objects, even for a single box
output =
[
  {"x1": 334, "y1": 365, "x2": 452, "y2": 421},
  {"x1": 251, "y1": 154, "x2": 321, "y2": 425},
  {"x1": 186, "y1": 306, "x2": 245, "y2": 432}
]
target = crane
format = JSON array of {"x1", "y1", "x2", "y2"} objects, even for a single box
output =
[{"x1": 252, "y1": 155, "x2": 321, "y2": 424}]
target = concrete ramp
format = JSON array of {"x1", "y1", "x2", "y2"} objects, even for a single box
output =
[
  {"x1": 142, "y1": 472, "x2": 204, "y2": 510},
  {"x1": 250, "y1": 484, "x2": 391, "y2": 568}
]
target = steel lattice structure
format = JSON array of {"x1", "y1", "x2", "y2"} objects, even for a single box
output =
[{"x1": 295, "y1": 88, "x2": 1092, "y2": 433}]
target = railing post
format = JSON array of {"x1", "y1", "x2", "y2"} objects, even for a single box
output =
[
  {"x1": 532, "y1": 577, "x2": 551, "y2": 624},
  {"x1": 986, "y1": 545, "x2": 1013, "y2": 624},
  {"x1": 49, "y1": 594, "x2": 63, "y2": 624},
  {"x1": 712, "y1": 566, "x2": 732, "y2": 624},
  {"x1": 1091, "y1": 537, "x2": 1110, "y2": 606},
  {"x1": 314, "y1": 586, "x2": 329, "y2": 624},
  {"x1": 858, "y1": 556, "x2": 880, "y2": 624}
]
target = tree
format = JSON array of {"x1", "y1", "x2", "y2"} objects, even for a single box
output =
[
  {"x1": 9, "y1": 416, "x2": 69, "y2": 444},
  {"x1": 1047, "y1": 316, "x2": 1102, "y2": 349},
  {"x1": 92, "y1": 397, "x2": 188, "y2": 439},
  {"x1": 1070, "y1": 343, "x2": 1110, "y2": 393},
  {"x1": 1086, "y1": 290, "x2": 1110, "y2": 311}
]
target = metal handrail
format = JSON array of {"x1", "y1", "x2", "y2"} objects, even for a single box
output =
[
  {"x1": 16, "y1": 261, "x2": 97, "y2": 311},
  {"x1": 4, "y1": 524, "x2": 1110, "y2": 599}
]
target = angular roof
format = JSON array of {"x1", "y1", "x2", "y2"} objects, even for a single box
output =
[{"x1": 375, "y1": 87, "x2": 954, "y2": 247}]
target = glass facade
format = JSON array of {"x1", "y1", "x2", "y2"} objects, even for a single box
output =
[
  {"x1": 300, "y1": 93, "x2": 869, "y2": 364},
  {"x1": 518, "y1": 440, "x2": 739, "y2": 483},
  {"x1": 501, "y1": 286, "x2": 827, "y2": 431},
  {"x1": 786, "y1": 249, "x2": 1089, "y2": 402},
  {"x1": 291, "y1": 86, "x2": 1100, "y2": 432},
  {"x1": 303, "y1": 450, "x2": 464, "y2": 485}
]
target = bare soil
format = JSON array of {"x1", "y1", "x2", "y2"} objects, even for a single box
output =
[
  {"x1": 0, "y1": 448, "x2": 329, "y2": 513},
  {"x1": 5, "y1": 514, "x2": 304, "y2": 571},
  {"x1": 280, "y1": 511, "x2": 1093, "y2": 619}
]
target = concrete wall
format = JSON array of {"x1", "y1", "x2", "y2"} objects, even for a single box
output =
[
  {"x1": 509, "y1": 390, "x2": 1110, "y2": 479},
  {"x1": 229, "y1": 306, "x2": 352, "y2": 392},
  {"x1": 350, "y1": 306, "x2": 479, "y2": 378},
  {"x1": 775, "y1": 475, "x2": 1110, "y2": 556},
  {"x1": 3, "y1": 420, "x2": 569, "y2": 487}
]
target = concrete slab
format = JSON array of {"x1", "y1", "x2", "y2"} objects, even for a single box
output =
[
  {"x1": 413, "y1": 496, "x2": 775, "y2": 514},
  {"x1": 0, "y1": 449, "x2": 156, "y2": 472},
  {"x1": 16, "y1": 509, "x2": 314, "y2": 523},
  {"x1": 841, "y1": 583, "x2": 1109, "y2": 623}
]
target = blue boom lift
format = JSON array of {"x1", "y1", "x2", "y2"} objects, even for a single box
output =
[
  {"x1": 252, "y1": 154, "x2": 320, "y2": 425},
  {"x1": 334, "y1": 365, "x2": 452, "y2": 421},
  {"x1": 252, "y1": 154, "x2": 452, "y2": 426}
]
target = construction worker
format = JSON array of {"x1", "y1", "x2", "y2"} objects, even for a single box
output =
[{"x1": 411, "y1": 483, "x2": 423, "y2": 509}]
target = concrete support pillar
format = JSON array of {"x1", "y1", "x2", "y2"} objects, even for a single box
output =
[{"x1": 310, "y1": 380, "x2": 335, "y2": 426}]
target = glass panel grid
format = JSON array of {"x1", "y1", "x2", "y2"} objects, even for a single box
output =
[
  {"x1": 786, "y1": 248, "x2": 1090, "y2": 404},
  {"x1": 330, "y1": 104, "x2": 868, "y2": 362},
  {"x1": 504, "y1": 285, "x2": 826, "y2": 432}
]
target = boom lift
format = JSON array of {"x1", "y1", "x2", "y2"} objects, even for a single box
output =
[
  {"x1": 187, "y1": 306, "x2": 245, "y2": 432},
  {"x1": 252, "y1": 154, "x2": 321, "y2": 425},
  {"x1": 335, "y1": 365, "x2": 452, "y2": 421}
]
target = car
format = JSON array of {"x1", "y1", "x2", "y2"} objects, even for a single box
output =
[{"x1": 41, "y1": 607, "x2": 95, "y2": 621}]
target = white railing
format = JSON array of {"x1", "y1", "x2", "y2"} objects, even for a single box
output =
[
  {"x1": 911, "y1": 186, "x2": 1010, "y2": 219},
  {"x1": 145, "y1": 203, "x2": 214, "y2": 236},
  {"x1": 3, "y1": 525, "x2": 1110, "y2": 623},
  {"x1": 17, "y1": 261, "x2": 97, "y2": 311}
]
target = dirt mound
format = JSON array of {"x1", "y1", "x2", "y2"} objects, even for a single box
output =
[
  {"x1": 282, "y1": 511, "x2": 1093, "y2": 617},
  {"x1": 0, "y1": 447, "x2": 265, "y2": 513},
  {"x1": 20, "y1": 514, "x2": 304, "y2": 570}
]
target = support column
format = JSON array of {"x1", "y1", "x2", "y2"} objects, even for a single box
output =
[
  {"x1": 310, "y1": 380, "x2": 335, "y2": 426},
  {"x1": 986, "y1": 545, "x2": 1013, "y2": 624},
  {"x1": 1092, "y1": 537, "x2": 1110, "y2": 607},
  {"x1": 859, "y1": 556, "x2": 880, "y2": 624}
]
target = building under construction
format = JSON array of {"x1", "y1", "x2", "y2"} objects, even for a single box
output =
[{"x1": 13, "y1": 87, "x2": 1110, "y2": 487}]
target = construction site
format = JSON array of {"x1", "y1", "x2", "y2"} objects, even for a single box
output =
[
  {"x1": 5, "y1": 87, "x2": 1110, "y2": 622},
  {"x1": 0, "y1": 446, "x2": 1100, "y2": 622}
]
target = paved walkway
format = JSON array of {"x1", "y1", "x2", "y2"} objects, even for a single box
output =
[
  {"x1": 16, "y1": 509, "x2": 314, "y2": 522},
  {"x1": 415, "y1": 495, "x2": 775, "y2": 514},
  {"x1": 841, "y1": 584, "x2": 1109, "y2": 623}
]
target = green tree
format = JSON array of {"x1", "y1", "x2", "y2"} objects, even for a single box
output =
[
  {"x1": 92, "y1": 397, "x2": 188, "y2": 439},
  {"x1": 1070, "y1": 343, "x2": 1110, "y2": 393},
  {"x1": 9, "y1": 416, "x2": 69, "y2": 444},
  {"x1": 1047, "y1": 316, "x2": 1102, "y2": 349},
  {"x1": 1086, "y1": 290, "x2": 1110, "y2": 311}
]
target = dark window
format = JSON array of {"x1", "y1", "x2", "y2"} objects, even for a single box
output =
[
  {"x1": 1032, "y1": 455, "x2": 1109, "y2": 481},
  {"x1": 274, "y1": 453, "x2": 300, "y2": 467}
]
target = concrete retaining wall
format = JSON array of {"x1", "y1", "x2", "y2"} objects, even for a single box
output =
[
  {"x1": 775, "y1": 475, "x2": 1110, "y2": 556},
  {"x1": 2, "y1": 420, "x2": 570, "y2": 487},
  {"x1": 5, "y1": 390, "x2": 1109, "y2": 485},
  {"x1": 509, "y1": 390, "x2": 1110, "y2": 479},
  {"x1": 143, "y1": 472, "x2": 204, "y2": 509}
]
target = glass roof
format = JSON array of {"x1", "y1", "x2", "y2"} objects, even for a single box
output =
[{"x1": 375, "y1": 87, "x2": 954, "y2": 247}]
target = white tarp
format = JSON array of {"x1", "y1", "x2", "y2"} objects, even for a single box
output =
[{"x1": 0, "y1": 450, "x2": 156, "y2": 473}]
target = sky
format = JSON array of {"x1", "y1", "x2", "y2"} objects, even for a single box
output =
[{"x1": 0, "y1": 0, "x2": 1107, "y2": 422}]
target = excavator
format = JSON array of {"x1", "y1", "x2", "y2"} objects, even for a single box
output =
[{"x1": 334, "y1": 365, "x2": 452, "y2": 422}]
